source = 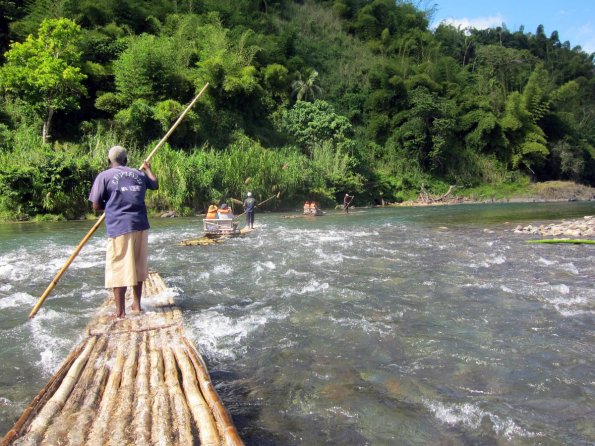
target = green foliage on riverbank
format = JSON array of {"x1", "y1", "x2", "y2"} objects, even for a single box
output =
[{"x1": 0, "y1": 1, "x2": 594, "y2": 220}]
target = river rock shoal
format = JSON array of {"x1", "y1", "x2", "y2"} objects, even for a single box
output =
[{"x1": 513, "y1": 216, "x2": 595, "y2": 238}]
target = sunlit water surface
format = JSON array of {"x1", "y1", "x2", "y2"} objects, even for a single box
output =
[{"x1": 1, "y1": 202, "x2": 594, "y2": 445}]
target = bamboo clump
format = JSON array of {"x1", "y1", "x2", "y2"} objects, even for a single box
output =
[{"x1": 1, "y1": 272, "x2": 243, "y2": 446}]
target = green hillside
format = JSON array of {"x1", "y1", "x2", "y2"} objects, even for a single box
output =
[{"x1": 1, "y1": 0, "x2": 594, "y2": 220}]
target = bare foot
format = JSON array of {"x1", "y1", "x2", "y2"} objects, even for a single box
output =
[
  {"x1": 131, "y1": 307, "x2": 144, "y2": 315},
  {"x1": 110, "y1": 312, "x2": 125, "y2": 320}
]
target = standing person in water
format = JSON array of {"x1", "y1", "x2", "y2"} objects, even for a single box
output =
[
  {"x1": 343, "y1": 193, "x2": 354, "y2": 213},
  {"x1": 243, "y1": 192, "x2": 257, "y2": 229},
  {"x1": 89, "y1": 145, "x2": 158, "y2": 319}
]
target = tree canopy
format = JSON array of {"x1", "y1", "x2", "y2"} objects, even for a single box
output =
[
  {"x1": 0, "y1": 0, "x2": 593, "y2": 220},
  {"x1": 0, "y1": 18, "x2": 86, "y2": 143}
]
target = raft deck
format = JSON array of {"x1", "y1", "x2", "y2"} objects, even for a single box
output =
[
  {"x1": 180, "y1": 227, "x2": 253, "y2": 246},
  {"x1": 1, "y1": 273, "x2": 243, "y2": 446}
]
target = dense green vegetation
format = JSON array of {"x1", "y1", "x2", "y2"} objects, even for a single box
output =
[{"x1": 0, "y1": 0, "x2": 593, "y2": 220}]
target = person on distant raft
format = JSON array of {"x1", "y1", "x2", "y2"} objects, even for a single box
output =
[
  {"x1": 89, "y1": 146, "x2": 158, "y2": 319},
  {"x1": 243, "y1": 192, "x2": 257, "y2": 229},
  {"x1": 303, "y1": 201, "x2": 311, "y2": 215},
  {"x1": 217, "y1": 203, "x2": 233, "y2": 219},
  {"x1": 206, "y1": 204, "x2": 218, "y2": 219},
  {"x1": 343, "y1": 193, "x2": 354, "y2": 213},
  {"x1": 217, "y1": 202, "x2": 238, "y2": 231},
  {"x1": 312, "y1": 201, "x2": 323, "y2": 216}
]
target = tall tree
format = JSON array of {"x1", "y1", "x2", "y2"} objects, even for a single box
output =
[{"x1": 0, "y1": 18, "x2": 86, "y2": 143}]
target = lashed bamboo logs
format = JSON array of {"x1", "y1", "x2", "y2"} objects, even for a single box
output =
[
  {"x1": 180, "y1": 227, "x2": 253, "y2": 247},
  {"x1": 14, "y1": 337, "x2": 97, "y2": 445},
  {"x1": 2, "y1": 272, "x2": 243, "y2": 446},
  {"x1": 0, "y1": 343, "x2": 86, "y2": 446},
  {"x1": 40, "y1": 335, "x2": 108, "y2": 445}
]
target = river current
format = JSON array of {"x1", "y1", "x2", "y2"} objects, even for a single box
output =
[{"x1": 0, "y1": 202, "x2": 594, "y2": 445}]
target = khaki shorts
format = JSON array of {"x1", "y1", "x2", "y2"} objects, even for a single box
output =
[{"x1": 105, "y1": 230, "x2": 149, "y2": 288}]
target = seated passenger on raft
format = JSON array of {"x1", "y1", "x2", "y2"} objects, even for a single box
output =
[{"x1": 217, "y1": 203, "x2": 234, "y2": 219}]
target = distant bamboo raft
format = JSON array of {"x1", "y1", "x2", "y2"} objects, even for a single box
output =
[
  {"x1": 180, "y1": 227, "x2": 253, "y2": 246},
  {"x1": 1, "y1": 273, "x2": 244, "y2": 446}
]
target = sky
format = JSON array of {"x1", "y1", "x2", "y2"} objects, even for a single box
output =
[{"x1": 430, "y1": 0, "x2": 595, "y2": 54}]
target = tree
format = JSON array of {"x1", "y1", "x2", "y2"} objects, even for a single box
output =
[
  {"x1": 112, "y1": 33, "x2": 192, "y2": 103},
  {"x1": 0, "y1": 18, "x2": 87, "y2": 144},
  {"x1": 500, "y1": 64, "x2": 582, "y2": 175},
  {"x1": 280, "y1": 99, "x2": 353, "y2": 154},
  {"x1": 291, "y1": 69, "x2": 322, "y2": 102},
  {"x1": 390, "y1": 86, "x2": 458, "y2": 174}
]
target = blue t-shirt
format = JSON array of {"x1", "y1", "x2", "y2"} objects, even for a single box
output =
[
  {"x1": 243, "y1": 197, "x2": 257, "y2": 212},
  {"x1": 89, "y1": 166, "x2": 158, "y2": 238}
]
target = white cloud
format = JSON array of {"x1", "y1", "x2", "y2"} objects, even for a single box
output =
[
  {"x1": 573, "y1": 23, "x2": 595, "y2": 53},
  {"x1": 438, "y1": 14, "x2": 506, "y2": 31},
  {"x1": 580, "y1": 38, "x2": 595, "y2": 53}
]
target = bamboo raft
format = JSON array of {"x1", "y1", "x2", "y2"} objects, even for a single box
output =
[
  {"x1": 180, "y1": 227, "x2": 253, "y2": 246},
  {"x1": 1, "y1": 272, "x2": 243, "y2": 446}
]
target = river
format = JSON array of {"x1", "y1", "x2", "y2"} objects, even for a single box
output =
[{"x1": 1, "y1": 202, "x2": 594, "y2": 445}]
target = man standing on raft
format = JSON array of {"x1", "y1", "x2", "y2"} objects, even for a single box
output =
[
  {"x1": 89, "y1": 145, "x2": 159, "y2": 318},
  {"x1": 243, "y1": 192, "x2": 257, "y2": 229}
]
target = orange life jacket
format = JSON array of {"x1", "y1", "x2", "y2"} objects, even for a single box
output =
[
  {"x1": 206, "y1": 206, "x2": 218, "y2": 219},
  {"x1": 217, "y1": 208, "x2": 232, "y2": 218}
]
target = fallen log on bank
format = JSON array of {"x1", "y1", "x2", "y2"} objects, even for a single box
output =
[
  {"x1": 1, "y1": 272, "x2": 243, "y2": 446},
  {"x1": 398, "y1": 184, "x2": 463, "y2": 206},
  {"x1": 417, "y1": 184, "x2": 460, "y2": 204}
]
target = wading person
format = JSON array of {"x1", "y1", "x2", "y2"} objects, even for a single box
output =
[
  {"x1": 343, "y1": 193, "x2": 354, "y2": 213},
  {"x1": 89, "y1": 145, "x2": 158, "y2": 319},
  {"x1": 243, "y1": 192, "x2": 257, "y2": 229}
]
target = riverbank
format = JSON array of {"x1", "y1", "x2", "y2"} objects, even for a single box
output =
[
  {"x1": 1, "y1": 181, "x2": 593, "y2": 223},
  {"x1": 393, "y1": 181, "x2": 594, "y2": 207}
]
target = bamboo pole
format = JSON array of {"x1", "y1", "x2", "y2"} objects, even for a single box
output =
[
  {"x1": 107, "y1": 333, "x2": 139, "y2": 446},
  {"x1": 149, "y1": 331, "x2": 172, "y2": 446},
  {"x1": 29, "y1": 83, "x2": 209, "y2": 319},
  {"x1": 132, "y1": 332, "x2": 151, "y2": 446},
  {"x1": 172, "y1": 345, "x2": 221, "y2": 446},
  {"x1": 182, "y1": 338, "x2": 244, "y2": 446},
  {"x1": 66, "y1": 348, "x2": 109, "y2": 445},
  {"x1": 160, "y1": 331, "x2": 194, "y2": 446},
  {"x1": 86, "y1": 336, "x2": 128, "y2": 446}
]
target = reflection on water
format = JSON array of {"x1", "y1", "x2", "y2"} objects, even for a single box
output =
[{"x1": 1, "y1": 202, "x2": 594, "y2": 445}]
